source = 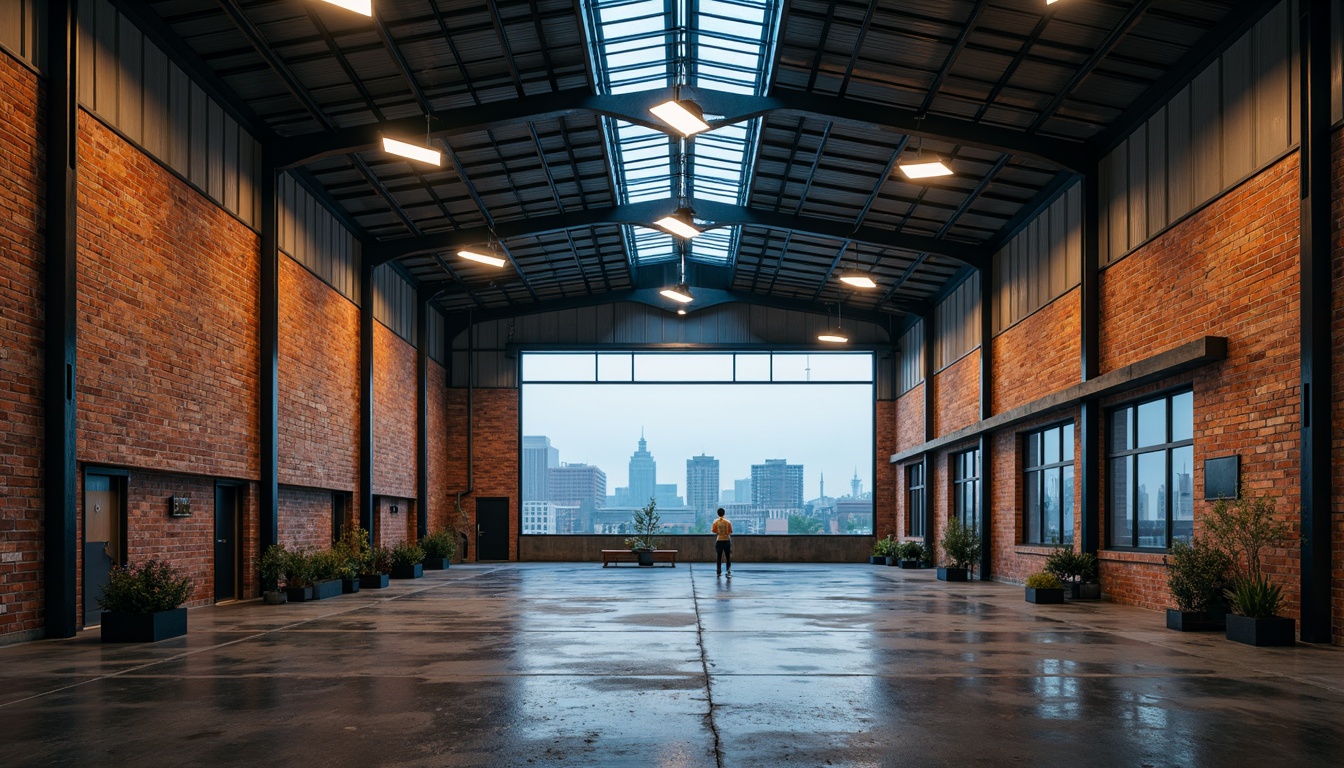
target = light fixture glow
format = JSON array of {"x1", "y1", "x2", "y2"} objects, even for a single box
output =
[
  {"x1": 318, "y1": 0, "x2": 373, "y2": 15},
  {"x1": 653, "y1": 207, "x2": 701, "y2": 239},
  {"x1": 899, "y1": 159, "x2": 953, "y2": 179},
  {"x1": 382, "y1": 136, "x2": 442, "y2": 166},
  {"x1": 818, "y1": 328, "x2": 849, "y2": 343},
  {"x1": 839, "y1": 273, "x2": 878, "y2": 289},
  {"x1": 660, "y1": 283, "x2": 694, "y2": 304},
  {"x1": 676, "y1": 309, "x2": 687, "y2": 316},
  {"x1": 458, "y1": 249, "x2": 507, "y2": 268},
  {"x1": 650, "y1": 99, "x2": 710, "y2": 137}
]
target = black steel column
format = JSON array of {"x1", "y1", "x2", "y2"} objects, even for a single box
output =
[
  {"x1": 1078, "y1": 170, "x2": 1102, "y2": 556},
  {"x1": 978, "y1": 265, "x2": 993, "y2": 579},
  {"x1": 259, "y1": 157, "x2": 279, "y2": 553},
  {"x1": 922, "y1": 313, "x2": 935, "y2": 552},
  {"x1": 359, "y1": 260, "x2": 375, "y2": 543},
  {"x1": 415, "y1": 292, "x2": 429, "y2": 541},
  {"x1": 43, "y1": 0, "x2": 78, "y2": 639},
  {"x1": 1298, "y1": 0, "x2": 1333, "y2": 644}
]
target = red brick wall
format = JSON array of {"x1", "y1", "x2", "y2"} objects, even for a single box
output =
[
  {"x1": 278, "y1": 256, "x2": 358, "y2": 492},
  {"x1": 374, "y1": 495, "x2": 415, "y2": 548},
  {"x1": 992, "y1": 287, "x2": 1081, "y2": 415},
  {"x1": 373, "y1": 323, "x2": 417, "y2": 499},
  {"x1": 75, "y1": 112, "x2": 259, "y2": 478},
  {"x1": 895, "y1": 384, "x2": 924, "y2": 452},
  {"x1": 874, "y1": 401, "x2": 897, "y2": 538},
  {"x1": 427, "y1": 361, "x2": 450, "y2": 535},
  {"x1": 1329, "y1": 130, "x2": 1344, "y2": 644},
  {"x1": 1098, "y1": 152, "x2": 1301, "y2": 613},
  {"x1": 122, "y1": 472, "x2": 220, "y2": 609},
  {"x1": 446, "y1": 388, "x2": 519, "y2": 561},
  {"x1": 0, "y1": 51, "x2": 44, "y2": 639},
  {"x1": 932, "y1": 350, "x2": 979, "y2": 437},
  {"x1": 278, "y1": 487, "x2": 333, "y2": 551},
  {"x1": 986, "y1": 411, "x2": 1081, "y2": 584}
]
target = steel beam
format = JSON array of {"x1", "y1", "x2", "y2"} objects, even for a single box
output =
[
  {"x1": 43, "y1": 0, "x2": 78, "y2": 640},
  {"x1": 416, "y1": 291, "x2": 429, "y2": 542},
  {"x1": 359, "y1": 260, "x2": 375, "y2": 544},
  {"x1": 1298, "y1": 0, "x2": 1333, "y2": 644},
  {"x1": 1078, "y1": 171, "x2": 1101, "y2": 556},
  {"x1": 978, "y1": 258, "x2": 993, "y2": 579},
  {"x1": 259, "y1": 156, "x2": 279, "y2": 555}
]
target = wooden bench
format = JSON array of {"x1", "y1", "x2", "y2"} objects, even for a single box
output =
[{"x1": 601, "y1": 549, "x2": 678, "y2": 567}]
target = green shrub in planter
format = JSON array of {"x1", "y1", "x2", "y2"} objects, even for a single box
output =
[
  {"x1": 98, "y1": 559, "x2": 193, "y2": 642},
  {"x1": 940, "y1": 517, "x2": 980, "y2": 572},
  {"x1": 367, "y1": 546, "x2": 394, "y2": 576},
  {"x1": 1226, "y1": 576, "x2": 1283, "y2": 620},
  {"x1": 309, "y1": 549, "x2": 344, "y2": 582},
  {"x1": 1025, "y1": 572, "x2": 1063, "y2": 590},
  {"x1": 1165, "y1": 538, "x2": 1232, "y2": 614},
  {"x1": 421, "y1": 530, "x2": 457, "y2": 569},
  {"x1": 259, "y1": 544, "x2": 288, "y2": 594},
  {"x1": 1024, "y1": 571, "x2": 1064, "y2": 605},
  {"x1": 390, "y1": 541, "x2": 426, "y2": 579}
]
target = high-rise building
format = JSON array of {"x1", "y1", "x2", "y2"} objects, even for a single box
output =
[
  {"x1": 548, "y1": 463, "x2": 607, "y2": 509},
  {"x1": 521, "y1": 436, "x2": 559, "y2": 502},
  {"x1": 734, "y1": 478, "x2": 752, "y2": 507},
  {"x1": 686, "y1": 454, "x2": 720, "y2": 519},
  {"x1": 850, "y1": 467, "x2": 862, "y2": 498},
  {"x1": 655, "y1": 483, "x2": 682, "y2": 509},
  {"x1": 627, "y1": 430, "x2": 657, "y2": 507},
  {"x1": 521, "y1": 501, "x2": 557, "y2": 534},
  {"x1": 752, "y1": 459, "x2": 803, "y2": 511}
]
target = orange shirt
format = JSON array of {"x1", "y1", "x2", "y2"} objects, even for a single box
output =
[{"x1": 712, "y1": 517, "x2": 733, "y2": 541}]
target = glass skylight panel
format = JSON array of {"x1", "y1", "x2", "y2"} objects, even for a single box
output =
[
  {"x1": 690, "y1": 226, "x2": 734, "y2": 265},
  {"x1": 627, "y1": 225, "x2": 677, "y2": 265}
]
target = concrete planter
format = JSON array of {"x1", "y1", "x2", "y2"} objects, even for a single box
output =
[
  {"x1": 1226, "y1": 615, "x2": 1295, "y2": 647},
  {"x1": 359, "y1": 573, "x2": 390, "y2": 589},
  {"x1": 101, "y1": 608, "x2": 187, "y2": 643},
  {"x1": 262, "y1": 590, "x2": 287, "y2": 605},
  {"x1": 1026, "y1": 587, "x2": 1065, "y2": 604},
  {"x1": 937, "y1": 567, "x2": 969, "y2": 582},
  {"x1": 283, "y1": 585, "x2": 314, "y2": 603},
  {"x1": 1069, "y1": 582, "x2": 1102, "y2": 600},
  {"x1": 1166, "y1": 609, "x2": 1226, "y2": 632},
  {"x1": 423, "y1": 558, "x2": 451, "y2": 570},
  {"x1": 312, "y1": 579, "x2": 342, "y2": 600},
  {"x1": 391, "y1": 563, "x2": 424, "y2": 579},
  {"x1": 341, "y1": 577, "x2": 361, "y2": 594}
]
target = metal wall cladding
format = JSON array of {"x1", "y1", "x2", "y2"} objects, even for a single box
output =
[
  {"x1": 373, "y1": 264, "x2": 417, "y2": 347},
  {"x1": 0, "y1": 0, "x2": 42, "y2": 69},
  {"x1": 934, "y1": 272, "x2": 980, "y2": 371},
  {"x1": 448, "y1": 302, "x2": 893, "y2": 391},
  {"x1": 897, "y1": 320, "x2": 924, "y2": 396},
  {"x1": 1100, "y1": 0, "x2": 1300, "y2": 265},
  {"x1": 992, "y1": 181, "x2": 1082, "y2": 335},
  {"x1": 76, "y1": 0, "x2": 263, "y2": 229},
  {"x1": 278, "y1": 173, "x2": 361, "y2": 304}
]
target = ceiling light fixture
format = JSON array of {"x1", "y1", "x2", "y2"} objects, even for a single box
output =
[
  {"x1": 898, "y1": 130, "x2": 952, "y2": 180},
  {"x1": 836, "y1": 241, "x2": 877, "y2": 288},
  {"x1": 650, "y1": 92, "x2": 710, "y2": 137},
  {"x1": 661, "y1": 244, "x2": 694, "y2": 304},
  {"x1": 383, "y1": 113, "x2": 442, "y2": 166},
  {"x1": 818, "y1": 303, "x2": 849, "y2": 344},
  {"x1": 318, "y1": 0, "x2": 373, "y2": 16},
  {"x1": 458, "y1": 248, "x2": 507, "y2": 268},
  {"x1": 654, "y1": 136, "x2": 701, "y2": 239},
  {"x1": 676, "y1": 308, "x2": 687, "y2": 316}
]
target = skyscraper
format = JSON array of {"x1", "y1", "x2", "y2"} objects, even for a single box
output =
[
  {"x1": 686, "y1": 454, "x2": 720, "y2": 519},
  {"x1": 734, "y1": 478, "x2": 752, "y2": 507},
  {"x1": 850, "y1": 467, "x2": 862, "y2": 498},
  {"x1": 548, "y1": 463, "x2": 607, "y2": 509},
  {"x1": 521, "y1": 436, "x2": 559, "y2": 503},
  {"x1": 752, "y1": 459, "x2": 804, "y2": 511},
  {"x1": 627, "y1": 430, "x2": 657, "y2": 507}
]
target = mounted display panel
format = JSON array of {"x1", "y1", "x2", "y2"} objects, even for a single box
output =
[{"x1": 520, "y1": 351, "x2": 875, "y2": 537}]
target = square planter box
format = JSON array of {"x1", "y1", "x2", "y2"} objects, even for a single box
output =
[
  {"x1": 885, "y1": 556, "x2": 900, "y2": 566},
  {"x1": 1226, "y1": 614, "x2": 1296, "y2": 647},
  {"x1": 341, "y1": 577, "x2": 360, "y2": 594},
  {"x1": 898, "y1": 560, "x2": 923, "y2": 569},
  {"x1": 283, "y1": 585, "x2": 314, "y2": 603},
  {"x1": 869, "y1": 556, "x2": 886, "y2": 565},
  {"x1": 101, "y1": 608, "x2": 187, "y2": 643},
  {"x1": 312, "y1": 579, "x2": 343, "y2": 600},
  {"x1": 1166, "y1": 609, "x2": 1226, "y2": 632},
  {"x1": 423, "y1": 558, "x2": 451, "y2": 570},
  {"x1": 1068, "y1": 583, "x2": 1102, "y2": 600},
  {"x1": 1026, "y1": 587, "x2": 1065, "y2": 604},
  {"x1": 359, "y1": 573, "x2": 390, "y2": 589},
  {"x1": 391, "y1": 563, "x2": 424, "y2": 579},
  {"x1": 937, "y1": 567, "x2": 969, "y2": 582},
  {"x1": 262, "y1": 590, "x2": 287, "y2": 605}
]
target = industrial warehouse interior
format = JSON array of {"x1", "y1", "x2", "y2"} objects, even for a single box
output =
[{"x1": 3, "y1": 0, "x2": 1344, "y2": 765}]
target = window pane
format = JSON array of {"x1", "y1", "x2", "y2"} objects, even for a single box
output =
[
  {"x1": 1043, "y1": 467, "x2": 1062, "y2": 545},
  {"x1": 1025, "y1": 471, "x2": 1041, "y2": 543},
  {"x1": 1026, "y1": 432, "x2": 1042, "y2": 468},
  {"x1": 770, "y1": 354, "x2": 841, "y2": 381},
  {"x1": 1110, "y1": 456, "x2": 1133, "y2": 547},
  {"x1": 1061, "y1": 466, "x2": 1075, "y2": 545},
  {"x1": 597, "y1": 353, "x2": 632, "y2": 381},
  {"x1": 1171, "y1": 390, "x2": 1193, "y2": 442},
  {"x1": 1110, "y1": 407, "x2": 1132, "y2": 452},
  {"x1": 1063, "y1": 422, "x2": 1074, "y2": 462},
  {"x1": 1171, "y1": 445, "x2": 1194, "y2": 543},
  {"x1": 784, "y1": 353, "x2": 873, "y2": 381},
  {"x1": 523, "y1": 353, "x2": 595, "y2": 381},
  {"x1": 1137, "y1": 399, "x2": 1167, "y2": 447},
  {"x1": 633, "y1": 353, "x2": 733, "y2": 381},
  {"x1": 1043, "y1": 426, "x2": 1060, "y2": 465},
  {"x1": 1136, "y1": 451, "x2": 1166, "y2": 547},
  {"x1": 735, "y1": 354, "x2": 770, "y2": 381}
]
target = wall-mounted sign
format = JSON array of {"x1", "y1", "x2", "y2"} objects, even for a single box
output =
[
  {"x1": 170, "y1": 496, "x2": 192, "y2": 517},
  {"x1": 390, "y1": 504, "x2": 399, "y2": 515},
  {"x1": 1203, "y1": 455, "x2": 1239, "y2": 500}
]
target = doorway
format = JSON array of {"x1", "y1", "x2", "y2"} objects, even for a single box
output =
[
  {"x1": 476, "y1": 497, "x2": 510, "y2": 561},
  {"x1": 83, "y1": 472, "x2": 126, "y2": 627},
  {"x1": 214, "y1": 483, "x2": 241, "y2": 602}
]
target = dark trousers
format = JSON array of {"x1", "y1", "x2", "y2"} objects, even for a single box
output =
[{"x1": 715, "y1": 540, "x2": 732, "y2": 572}]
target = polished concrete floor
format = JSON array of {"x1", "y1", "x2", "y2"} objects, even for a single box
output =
[{"x1": 4, "y1": 563, "x2": 1344, "y2": 767}]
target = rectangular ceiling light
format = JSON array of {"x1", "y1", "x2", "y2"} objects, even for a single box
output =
[
  {"x1": 839, "y1": 274, "x2": 878, "y2": 288},
  {"x1": 653, "y1": 214, "x2": 701, "y2": 239},
  {"x1": 659, "y1": 284, "x2": 694, "y2": 303},
  {"x1": 458, "y1": 249, "x2": 507, "y2": 268},
  {"x1": 899, "y1": 160, "x2": 953, "y2": 180},
  {"x1": 382, "y1": 136, "x2": 442, "y2": 166},
  {"x1": 318, "y1": 0, "x2": 373, "y2": 16},
  {"x1": 649, "y1": 100, "x2": 710, "y2": 136}
]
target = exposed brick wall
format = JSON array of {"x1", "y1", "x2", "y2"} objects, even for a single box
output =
[
  {"x1": 278, "y1": 256, "x2": 358, "y2": 491},
  {"x1": 894, "y1": 384, "x2": 924, "y2": 452},
  {"x1": 122, "y1": 472, "x2": 223, "y2": 611},
  {"x1": 1334, "y1": 130, "x2": 1344, "y2": 644},
  {"x1": 446, "y1": 388, "x2": 519, "y2": 561},
  {"x1": 986, "y1": 411, "x2": 1082, "y2": 584},
  {"x1": 992, "y1": 287, "x2": 1081, "y2": 415},
  {"x1": 0, "y1": 50, "x2": 44, "y2": 640},
  {"x1": 932, "y1": 350, "x2": 979, "y2": 437},
  {"x1": 374, "y1": 495, "x2": 415, "y2": 548},
  {"x1": 874, "y1": 401, "x2": 897, "y2": 538},
  {"x1": 278, "y1": 486, "x2": 333, "y2": 551},
  {"x1": 373, "y1": 323, "x2": 417, "y2": 499},
  {"x1": 75, "y1": 112, "x2": 259, "y2": 478},
  {"x1": 427, "y1": 361, "x2": 451, "y2": 535}
]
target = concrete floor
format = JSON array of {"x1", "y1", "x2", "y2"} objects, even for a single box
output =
[{"x1": 4, "y1": 564, "x2": 1344, "y2": 767}]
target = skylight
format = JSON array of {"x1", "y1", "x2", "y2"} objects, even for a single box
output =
[{"x1": 584, "y1": 0, "x2": 781, "y2": 268}]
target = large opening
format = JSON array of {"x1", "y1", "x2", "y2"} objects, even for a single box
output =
[{"x1": 520, "y1": 351, "x2": 874, "y2": 536}]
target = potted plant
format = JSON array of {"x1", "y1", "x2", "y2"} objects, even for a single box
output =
[
  {"x1": 1024, "y1": 572, "x2": 1065, "y2": 604},
  {"x1": 871, "y1": 534, "x2": 896, "y2": 565},
  {"x1": 624, "y1": 498, "x2": 663, "y2": 566},
  {"x1": 938, "y1": 517, "x2": 980, "y2": 582},
  {"x1": 361, "y1": 546, "x2": 393, "y2": 589},
  {"x1": 421, "y1": 530, "x2": 457, "y2": 570},
  {"x1": 282, "y1": 548, "x2": 315, "y2": 603},
  {"x1": 332, "y1": 534, "x2": 361, "y2": 593},
  {"x1": 97, "y1": 559, "x2": 193, "y2": 643},
  {"x1": 1044, "y1": 549, "x2": 1101, "y2": 600},
  {"x1": 1206, "y1": 491, "x2": 1294, "y2": 646},
  {"x1": 308, "y1": 548, "x2": 344, "y2": 600},
  {"x1": 259, "y1": 543, "x2": 289, "y2": 605},
  {"x1": 390, "y1": 541, "x2": 426, "y2": 579},
  {"x1": 1163, "y1": 537, "x2": 1231, "y2": 631},
  {"x1": 896, "y1": 541, "x2": 925, "y2": 569}
]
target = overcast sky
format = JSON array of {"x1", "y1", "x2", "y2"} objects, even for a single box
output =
[{"x1": 522, "y1": 382, "x2": 875, "y2": 499}]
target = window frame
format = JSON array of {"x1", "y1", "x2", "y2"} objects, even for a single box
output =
[
  {"x1": 1022, "y1": 421, "x2": 1075, "y2": 546},
  {"x1": 907, "y1": 462, "x2": 926, "y2": 538},
  {"x1": 1106, "y1": 388, "x2": 1195, "y2": 551},
  {"x1": 951, "y1": 448, "x2": 980, "y2": 533}
]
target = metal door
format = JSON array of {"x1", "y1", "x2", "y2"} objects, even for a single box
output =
[
  {"x1": 83, "y1": 474, "x2": 123, "y2": 626},
  {"x1": 476, "y1": 497, "x2": 510, "y2": 561},
  {"x1": 214, "y1": 484, "x2": 239, "y2": 602}
]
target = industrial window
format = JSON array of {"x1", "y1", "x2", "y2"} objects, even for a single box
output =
[
  {"x1": 907, "y1": 462, "x2": 925, "y2": 538},
  {"x1": 952, "y1": 449, "x2": 979, "y2": 533},
  {"x1": 1107, "y1": 390, "x2": 1194, "y2": 550},
  {"x1": 1023, "y1": 422, "x2": 1075, "y2": 545}
]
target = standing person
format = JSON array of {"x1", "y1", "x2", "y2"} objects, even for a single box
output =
[{"x1": 711, "y1": 507, "x2": 733, "y2": 578}]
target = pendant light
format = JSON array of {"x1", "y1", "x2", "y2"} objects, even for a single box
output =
[
  {"x1": 898, "y1": 129, "x2": 952, "y2": 180},
  {"x1": 818, "y1": 303, "x2": 849, "y2": 344},
  {"x1": 459, "y1": 231, "x2": 507, "y2": 268},
  {"x1": 837, "y1": 241, "x2": 877, "y2": 288},
  {"x1": 649, "y1": 26, "x2": 710, "y2": 137},
  {"x1": 661, "y1": 245, "x2": 694, "y2": 304},
  {"x1": 318, "y1": 0, "x2": 373, "y2": 16},
  {"x1": 654, "y1": 137, "x2": 701, "y2": 239},
  {"x1": 383, "y1": 114, "x2": 442, "y2": 167}
]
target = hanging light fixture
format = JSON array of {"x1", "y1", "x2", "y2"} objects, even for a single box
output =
[
  {"x1": 649, "y1": 25, "x2": 710, "y2": 137},
  {"x1": 661, "y1": 245, "x2": 694, "y2": 304},
  {"x1": 837, "y1": 241, "x2": 877, "y2": 288},
  {"x1": 459, "y1": 233, "x2": 507, "y2": 268},
  {"x1": 898, "y1": 131, "x2": 952, "y2": 180},
  {"x1": 318, "y1": 0, "x2": 373, "y2": 16},
  {"x1": 818, "y1": 303, "x2": 849, "y2": 344},
  {"x1": 654, "y1": 137, "x2": 701, "y2": 239},
  {"x1": 383, "y1": 114, "x2": 442, "y2": 166}
]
